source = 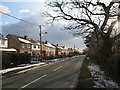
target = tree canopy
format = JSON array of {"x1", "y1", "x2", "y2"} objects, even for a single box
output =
[{"x1": 45, "y1": 0, "x2": 120, "y2": 38}]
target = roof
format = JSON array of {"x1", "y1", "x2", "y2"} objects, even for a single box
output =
[
  {"x1": 44, "y1": 43, "x2": 55, "y2": 48},
  {"x1": 57, "y1": 46, "x2": 63, "y2": 49},
  {"x1": 0, "y1": 48, "x2": 17, "y2": 52},
  {"x1": 0, "y1": 33, "x2": 7, "y2": 39},
  {"x1": 18, "y1": 38, "x2": 31, "y2": 44},
  {"x1": 7, "y1": 34, "x2": 32, "y2": 44},
  {"x1": 28, "y1": 38, "x2": 36, "y2": 43}
]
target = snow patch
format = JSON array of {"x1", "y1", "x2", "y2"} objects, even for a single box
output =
[
  {"x1": 18, "y1": 38, "x2": 31, "y2": 44},
  {"x1": 0, "y1": 62, "x2": 45, "y2": 75},
  {"x1": 88, "y1": 64, "x2": 120, "y2": 88},
  {"x1": 44, "y1": 43, "x2": 55, "y2": 48}
]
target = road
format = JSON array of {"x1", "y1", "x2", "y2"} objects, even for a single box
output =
[{"x1": 2, "y1": 56, "x2": 85, "y2": 89}]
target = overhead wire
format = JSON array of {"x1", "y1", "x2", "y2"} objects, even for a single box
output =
[{"x1": 0, "y1": 11, "x2": 38, "y2": 26}]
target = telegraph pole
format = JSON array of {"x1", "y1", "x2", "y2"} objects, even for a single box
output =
[{"x1": 39, "y1": 25, "x2": 42, "y2": 61}]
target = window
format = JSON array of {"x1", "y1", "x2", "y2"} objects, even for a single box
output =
[
  {"x1": 21, "y1": 43, "x2": 25, "y2": 48},
  {"x1": 1, "y1": 39, "x2": 5, "y2": 45},
  {"x1": 27, "y1": 44, "x2": 31, "y2": 49},
  {"x1": 34, "y1": 45, "x2": 36, "y2": 48}
]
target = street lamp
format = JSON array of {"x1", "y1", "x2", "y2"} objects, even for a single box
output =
[{"x1": 39, "y1": 25, "x2": 48, "y2": 61}]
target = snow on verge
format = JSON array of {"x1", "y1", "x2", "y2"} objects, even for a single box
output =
[
  {"x1": 88, "y1": 63, "x2": 120, "y2": 88},
  {"x1": 0, "y1": 62, "x2": 45, "y2": 75}
]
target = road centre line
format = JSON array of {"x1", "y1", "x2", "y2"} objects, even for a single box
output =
[
  {"x1": 18, "y1": 74, "x2": 47, "y2": 90},
  {"x1": 53, "y1": 66, "x2": 63, "y2": 72}
]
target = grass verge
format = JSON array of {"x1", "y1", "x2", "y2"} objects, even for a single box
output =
[{"x1": 76, "y1": 58, "x2": 94, "y2": 88}]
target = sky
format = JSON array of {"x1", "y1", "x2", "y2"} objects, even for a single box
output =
[{"x1": 0, "y1": 0, "x2": 86, "y2": 49}]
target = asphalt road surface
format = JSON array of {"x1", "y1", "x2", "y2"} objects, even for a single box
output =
[{"x1": 2, "y1": 56, "x2": 85, "y2": 89}]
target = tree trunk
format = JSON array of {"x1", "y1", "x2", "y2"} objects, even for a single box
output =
[{"x1": 100, "y1": 36, "x2": 112, "y2": 60}]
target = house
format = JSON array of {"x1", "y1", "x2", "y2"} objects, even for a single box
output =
[
  {"x1": 0, "y1": 33, "x2": 17, "y2": 52},
  {"x1": 0, "y1": 33, "x2": 8, "y2": 49},
  {"x1": 29, "y1": 39, "x2": 40, "y2": 55},
  {"x1": 7, "y1": 34, "x2": 32, "y2": 54},
  {"x1": 68, "y1": 48, "x2": 74, "y2": 53},
  {"x1": 62, "y1": 46, "x2": 69, "y2": 55},
  {"x1": 44, "y1": 41, "x2": 56, "y2": 56},
  {"x1": 54, "y1": 44, "x2": 63, "y2": 56},
  {"x1": 36, "y1": 41, "x2": 46, "y2": 56}
]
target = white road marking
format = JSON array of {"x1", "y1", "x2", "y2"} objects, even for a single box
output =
[
  {"x1": 18, "y1": 74, "x2": 47, "y2": 90},
  {"x1": 53, "y1": 66, "x2": 63, "y2": 71}
]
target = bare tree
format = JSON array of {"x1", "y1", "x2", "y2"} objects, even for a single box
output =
[{"x1": 45, "y1": 0, "x2": 120, "y2": 60}]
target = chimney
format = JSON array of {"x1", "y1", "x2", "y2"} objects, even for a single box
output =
[
  {"x1": 24, "y1": 35, "x2": 28, "y2": 40},
  {"x1": 45, "y1": 40, "x2": 48, "y2": 44}
]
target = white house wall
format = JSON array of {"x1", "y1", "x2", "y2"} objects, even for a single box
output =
[
  {"x1": 0, "y1": 39, "x2": 8, "y2": 48},
  {"x1": 31, "y1": 44, "x2": 40, "y2": 50}
]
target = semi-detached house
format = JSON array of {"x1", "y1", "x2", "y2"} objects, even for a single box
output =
[
  {"x1": 7, "y1": 34, "x2": 40, "y2": 54},
  {"x1": 44, "y1": 41, "x2": 56, "y2": 56}
]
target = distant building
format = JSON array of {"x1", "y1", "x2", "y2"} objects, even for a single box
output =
[{"x1": 54, "y1": 44, "x2": 63, "y2": 56}]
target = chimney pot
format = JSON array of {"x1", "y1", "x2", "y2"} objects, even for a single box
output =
[{"x1": 24, "y1": 35, "x2": 28, "y2": 40}]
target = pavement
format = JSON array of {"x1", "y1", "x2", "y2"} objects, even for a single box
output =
[{"x1": 2, "y1": 55, "x2": 85, "y2": 89}]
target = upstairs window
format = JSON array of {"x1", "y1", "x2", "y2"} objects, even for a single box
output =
[
  {"x1": 27, "y1": 44, "x2": 31, "y2": 49},
  {"x1": 21, "y1": 43, "x2": 25, "y2": 48},
  {"x1": 1, "y1": 39, "x2": 5, "y2": 45},
  {"x1": 34, "y1": 45, "x2": 36, "y2": 48}
]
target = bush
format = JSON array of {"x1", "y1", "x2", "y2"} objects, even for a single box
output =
[
  {"x1": 2, "y1": 52, "x2": 31, "y2": 69},
  {"x1": 2, "y1": 52, "x2": 13, "y2": 69},
  {"x1": 13, "y1": 53, "x2": 31, "y2": 65},
  {"x1": 43, "y1": 55, "x2": 56, "y2": 60}
]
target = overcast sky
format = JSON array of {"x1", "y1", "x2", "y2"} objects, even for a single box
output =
[{"x1": 0, "y1": 0, "x2": 87, "y2": 49}]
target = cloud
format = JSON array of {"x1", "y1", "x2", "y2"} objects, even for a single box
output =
[
  {"x1": 2, "y1": 12, "x2": 85, "y2": 48},
  {"x1": 0, "y1": 5, "x2": 11, "y2": 14},
  {"x1": 2, "y1": 21, "x2": 11, "y2": 25},
  {"x1": 19, "y1": 9, "x2": 30, "y2": 14}
]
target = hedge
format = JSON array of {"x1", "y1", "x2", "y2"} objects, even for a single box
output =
[
  {"x1": 2, "y1": 52, "x2": 31, "y2": 69},
  {"x1": 2, "y1": 52, "x2": 13, "y2": 69}
]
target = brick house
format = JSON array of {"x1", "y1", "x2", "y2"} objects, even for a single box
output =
[{"x1": 7, "y1": 34, "x2": 32, "y2": 53}]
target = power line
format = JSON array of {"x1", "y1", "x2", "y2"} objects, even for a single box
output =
[
  {"x1": 2, "y1": 19, "x2": 37, "y2": 35},
  {"x1": 0, "y1": 11, "x2": 38, "y2": 26},
  {"x1": 2, "y1": 19, "x2": 26, "y2": 29}
]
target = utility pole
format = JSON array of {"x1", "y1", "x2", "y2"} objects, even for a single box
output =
[{"x1": 39, "y1": 25, "x2": 42, "y2": 61}]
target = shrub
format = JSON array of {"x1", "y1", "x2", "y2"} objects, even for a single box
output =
[
  {"x1": 13, "y1": 53, "x2": 31, "y2": 65},
  {"x1": 2, "y1": 52, "x2": 31, "y2": 69},
  {"x1": 2, "y1": 52, "x2": 13, "y2": 69},
  {"x1": 43, "y1": 55, "x2": 56, "y2": 60}
]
